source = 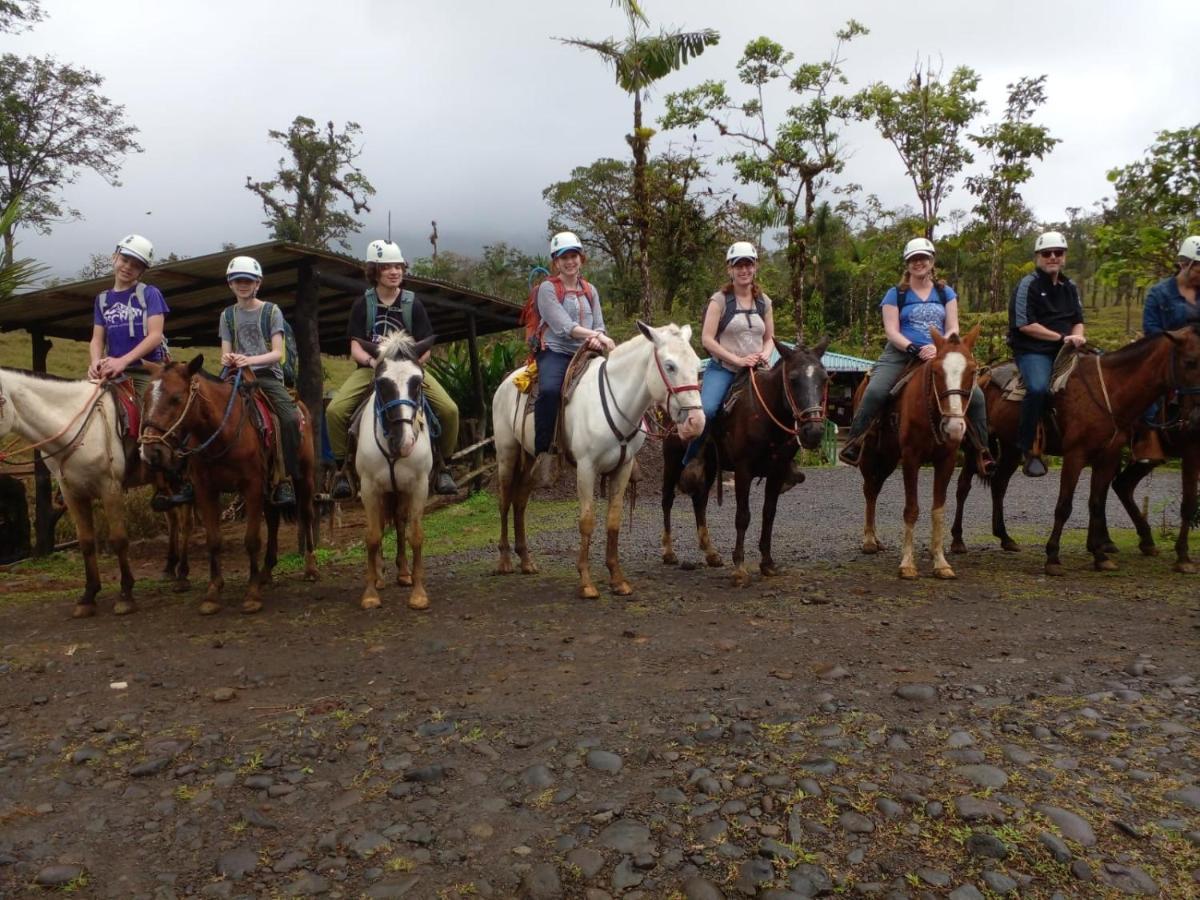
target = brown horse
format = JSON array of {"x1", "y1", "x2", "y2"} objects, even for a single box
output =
[
  {"x1": 854, "y1": 326, "x2": 981, "y2": 579},
  {"x1": 949, "y1": 326, "x2": 1200, "y2": 573},
  {"x1": 661, "y1": 339, "x2": 829, "y2": 586},
  {"x1": 139, "y1": 357, "x2": 319, "y2": 613}
]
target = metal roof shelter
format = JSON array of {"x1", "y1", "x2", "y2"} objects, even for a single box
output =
[
  {"x1": 0, "y1": 239, "x2": 523, "y2": 351},
  {"x1": 1, "y1": 239, "x2": 523, "y2": 556}
]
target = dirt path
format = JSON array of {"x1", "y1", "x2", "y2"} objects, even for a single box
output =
[{"x1": 1, "y1": 465, "x2": 1197, "y2": 899}]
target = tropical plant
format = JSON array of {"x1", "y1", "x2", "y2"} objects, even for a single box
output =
[
  {"x1": 0, "y1": 197, "x2": 46, "y2": 300},
  {"x1": 427, "y1": 339, "x2": 526, "y2": 436}
]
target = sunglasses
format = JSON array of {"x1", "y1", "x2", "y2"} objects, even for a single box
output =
[
  {"x1": 907, "y1": 254, "x2": 933, "y2": 264},
  {"x1": 1039, "y1": 249, "x2": 1066, "y2": 259}
]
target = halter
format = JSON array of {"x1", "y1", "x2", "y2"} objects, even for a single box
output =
[
  {"x1": 925, "y1": 359, "x2": 973, "y2": 445},
  {"x1": 372, "y1": 373, "x2": 425, "y2": 498},
  {"x1": 651, "y1": 346, "x2": 701, "y2": 423},
  {"x1": 139, "y1": 369, "x2": 244, "y2": 459},
  {"x1": 749, "y1": 361, "x2": 827, "y2": 443},
  {"x1": 0, "y1": 380, "x2": 105, "y2": 465}
]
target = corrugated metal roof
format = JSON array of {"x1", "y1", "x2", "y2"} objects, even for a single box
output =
[{"x1": 0, "y1": 240, "x2": 523, "y2": 352}]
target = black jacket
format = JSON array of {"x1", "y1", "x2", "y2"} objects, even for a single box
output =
[{"x1": 1008, "y1": 268, "x2": 1084, "y2": 355}]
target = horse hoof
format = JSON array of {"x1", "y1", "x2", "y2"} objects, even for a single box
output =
[
  {"x1": 1045, "y1": 563, "x2": 1066, "y2": 577},
  {"x1": 1140, "y1": 544, "x2": 1159, "y2": 557},
  {"x1": 113, "y1": 599, "x2": 137, "y2": 616},
  {"x1": 396, "y1": 573, "x2": 414, "y2": 587},
  {"x1": 950, "y1": 540, "x2": 967, "y2": 555},
  {"x1": 898, "y1": 566, "x2": 919, "y2": 580},
  {"x1": 1094, "y1": 559, "x2": 1119, "y2": 572},
  {"x1": 732, "y1": 570, "x2": 751, "y2": 588},
  {"x1": 705, "y1": 554, "x2": 725, "y2": 568},
  {"x1": 360, "y1": 595, "x2": 381, "y2": 610},
  {"x1": 241, "y1": 600, "x2": 263, "y2": 614},
  {"x1": 579, "y1": 584, "x2": 600, "y2": 600},
  {"x1": 72, "y1": 604, "x2": 97, "y2": 619},
  {"x1": 172, "y1": 578, "x2": 191, "y2": 594},
  {"x1": 611, "y1": 581, "x2": 632, "y2": 596},
  {"x1": 1001, "y1": 539, "x2": 1020, "y2": 552},
  {"x1": 862, "y1": 542, "x2": 880, "y2": 555},
  {"x1": 760, "y1": 564, "x2": 781, "y2": 577},
  {"x1": 494, "y1": 560, "x2": 515, "y2": 575},
  {"x1": 1101, "y1": 542, "x2": 1120, "y2": 555},
  {"x1": 199, "y1": 601, "x2": 221, "y2": 616},
  {"x1": 1174, "y1": 561, "x2": 1197, "y2": 574},
  {"x1": 407, "y1": 593, "x2": 430, "y2": 611},
  {"x1": 933, "y1": 566, "x2": 957, "y2": 580},
  {"x1": 662, "y1": 552, "x2": 678, "y2": 566},
  {"x1": 520, "y1": 562, "x2": 539, "y2": 575}
]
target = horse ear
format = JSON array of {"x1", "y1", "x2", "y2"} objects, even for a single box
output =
[
  {"x1": 187, "y1": 355, "x2": 204, "y2": 377},
  {"x1": 772, "y1": 337, "x2": 792, "y2": 358},
  {"x1": 353, "y1": 337, "x2": 381, "y2": 360},
  {"x1": 812, "y1": 335, "x2": 831, "y2": 358},
  {"x1": 636, "y1": 320, "x2": 659, "y2": 345},
  {"x1": 143, "y1": 360, "x2": 163, "y2": 378},
  {"x1": 679, "y1": 324, "x2": 692, "y2": 343},
  {"x1": 962, "y1": 322, "x2": 982, "y2": 352},
  {"x1": 412, "y1": 335, "x2": 437, "y2": 359},
  {"x1": 929, "y1": 327, "x2": 946, "y2": 352}
]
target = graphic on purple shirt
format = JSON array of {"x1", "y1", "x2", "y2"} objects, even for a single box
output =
[{"x1": 93, "y1": 284, "x2": 170, "y2": 364}]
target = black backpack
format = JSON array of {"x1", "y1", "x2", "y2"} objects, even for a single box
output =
[
  {"x1": 715, "y1": 291, "x2": 767, "y2": 338},
  {"x1": 896, "y1": 283, "x2": 949, "y2": 311}
]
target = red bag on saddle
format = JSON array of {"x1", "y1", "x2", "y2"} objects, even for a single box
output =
[{"x1": 521, "y1": 268, "x2": 598, "y2": 358}]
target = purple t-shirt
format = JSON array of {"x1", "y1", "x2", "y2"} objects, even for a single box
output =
[{"x1": 93, "y1": 284, "x2": 169, "y2": 364}]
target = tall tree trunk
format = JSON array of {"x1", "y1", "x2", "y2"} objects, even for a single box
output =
[
  {"x1": 631, "y1": 89, "x2": 653, "y2": 323},
  {"x1": 785, "y1": 203, "x2": 805, "y2": 342},
  {"x1": 294, "y1": 259, "x2": 324, "y2": 456},
  {"x1": 2, "y1": 227, "x2": 14, "y2": 269}
]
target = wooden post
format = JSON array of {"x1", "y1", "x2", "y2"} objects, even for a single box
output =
[
  {"x1": 466, "y1": 313, "x2": 487, "y2": 493},
  {"x1": 293, "y1": 258, "x2": 324, "y2": 458},
  {"x1": 31, "y1": 329, "x2": 57, "y2": 555}
]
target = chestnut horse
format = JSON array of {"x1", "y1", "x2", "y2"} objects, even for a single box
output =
[
  {"x1": 949, "y1": 326, "x2": 1200, "y2": 573},
  {"x1": 854, "y1": 325, "x2": 981, "y2": 579},
  {"x1": 660, "y1": 338, "x2": 829, "y2": 586},
  {"x1": 140, "y1": 357, "x2": 319, "y2": 613}
]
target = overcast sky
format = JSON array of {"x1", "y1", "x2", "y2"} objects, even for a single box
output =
[{"x1": 6, "y1": 0, "x2": 1194, "y2": 278}]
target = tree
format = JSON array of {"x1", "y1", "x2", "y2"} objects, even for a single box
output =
[
  {"x1": 856, "y1": 62, "x2": 985, "y2": 238},
  {"x1": 964, "y1": 75, "x2": 1059, "y2": 311},
  {"x1": 245, "y1": 116, "x2": 375, "y2": 252},
  {"x1": 0, "y1": 0, "x2": 43, "y2": 34},
  {"x1": 559, "y1": 0, "x2": 718, "y2": 322},
  {"x1": 0, "y1": 197, "x2": 45, "y2": 300},
  {"x1": 246, "y1": 116, "x2": 376, "y2": 448},
  {"x1": 662, "y1": 22, "x2": 868, "y2": 339},
  {"x1": 0, "y1": 54, "x2": 142, "y2": 265}
]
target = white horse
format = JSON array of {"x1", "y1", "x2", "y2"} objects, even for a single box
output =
[
  {"x1": 0, "y1": 368, "x2": 188, "y2": 617},
  {"x1": 493, "y1": 321, "x2": 705, "y2": 598},
  {"x1": 354, "y1": 331, "x2": 436, "y2": 611}
]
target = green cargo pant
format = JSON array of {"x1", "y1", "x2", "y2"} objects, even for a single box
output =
[{"x1": 326, "y1": 365, "x2": 459, "y2": 462}]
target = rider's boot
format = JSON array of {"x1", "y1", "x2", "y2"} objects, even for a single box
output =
[
  {"x1": 677, "y1": 456, "x2": 708, "y2": 495},
  {"x1": 778, "y1": 460, "x2": 807, "y2": 495},
  {"x1": 330, "y1": 461, "x2": 355, "y2": 500},
  {"x1": 1131, "y1": 428, "x2": 1165, "y2": 465},
  {"x1": 838, "y1": 432, "x2": 865, "y2": 467},
  {"x1": 529, "y1": 451, "x2": 559, "y2": 489},
  {"x1": 271, "y1": 478, "x2": 297, "y2": 507}
]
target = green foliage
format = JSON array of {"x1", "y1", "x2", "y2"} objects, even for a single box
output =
[
  {"x1": 244, "y1": 116, "x2": 375, "y2": 252},
  {"x1": 0, "y1": 0, "x2": 42, "y2": 34},
  {"x1": 855, "y1": 62, "x2": 985, "y2": 236},
  {"x1": 427, "y1": 339, "x2": 525, "y2": 427},
  {"x1": 0, "y1": 196, "x2": 45, "y2": 299},
  {"x1": 0, "y1": 52, "x2": 142, "y2": 264}
]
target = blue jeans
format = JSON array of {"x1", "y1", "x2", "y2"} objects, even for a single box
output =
[
  {"x1": 681, "y1": 363, "x2": 737, "y2": 465},
  {"x1": 534, "y1": 349, "x2": 572, "y2": 454},
  {"x1": 1016, "y1": 351, "x2": 1054, "y2": 453}
]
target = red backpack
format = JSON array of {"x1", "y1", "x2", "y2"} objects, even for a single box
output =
[{"x1": 521, "y1": 268, "x2": 597, "y2": 357}]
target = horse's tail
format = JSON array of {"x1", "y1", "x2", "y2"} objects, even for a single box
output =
[{"x1": 627, "y1": 467, "x2": 637, "y2": 531}]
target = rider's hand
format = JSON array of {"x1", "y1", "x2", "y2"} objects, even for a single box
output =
[
  {"x1": 88, "y1": 359, "x2": 104, "y2": 380},
  {"x1": 917, "y1": 344, "x2": 937, "y2": 361},
  {"x1": 222, "y1": 352, "x2": 248, "y2": 368},
  {"x1": 99, "y1": 357, "x2": 127, "y2": 379},
  {"x1": 1063, "y1": 334, "x2": 1086, "y2": 348}
]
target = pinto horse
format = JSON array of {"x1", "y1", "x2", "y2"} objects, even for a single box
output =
[
  {"x1": 660, "y1": 339, "x2": 829, "y2": 586},
  {"x1": 949, "y1": 326, "x2": 1200, "y2": 573},
  {"x1": 0, "y1": 368, "x2": 189, "y2": 617},
  {"x1": 492, "y1": 321, "x2": 704, "y2": 598},
  {"x1": 353, "y1": 330, "x2": 436, "y2": 611},
  {"x1": 139, "y1": 357, "x2": 319, "y2": 613},
  {"x1": 854, "y1": 325, "x2": 981, "y2": 579}
]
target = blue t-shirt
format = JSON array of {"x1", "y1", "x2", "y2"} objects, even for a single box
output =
[
  {"x1": 881, "y1": 284, "x2": 957, "y2": 347},
  {"x1": 92, "y1": 284, "x2": 169, "y2": 364}
]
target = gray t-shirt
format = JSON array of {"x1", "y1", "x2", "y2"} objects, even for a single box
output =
[
  {"x1": 713, "y1": 291, "x2": 772, "y2": 372},
  {"x1": 219, "y1": 302, "x2": 285, "y2": 381},
  {"x1": 536, "y1": 280, "x2": 605, "y2": 356}
]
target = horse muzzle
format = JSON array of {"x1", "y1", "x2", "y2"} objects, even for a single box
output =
[
  {"x1": 140, "y1": 441, "x2": 176, "y2": 471},
  {"x1": 799, "y1": 420, "x2": 825, "y2": 450},
  {"x1": 941, "y1": 417, "x2": 967, "y2": 444},
  {"x1": 676, "y1": 409, "x2": 705, "y2": 442}
]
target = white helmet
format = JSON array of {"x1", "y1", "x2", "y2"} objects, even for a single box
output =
[
  {"x1": 366, "y1": 240, "x2": 406, "y2": 265},
  {"x1": 115, "y1": 234, "x2": 153, "y2": 267},
  {"x1": 1034, "y1": 231, "x2": 1068, "y2": 253},
  {"x1": 725, "y1": 241, "x2": 758, "y2": 264},
  {"x1": 549, "y1": 231, "x2": 583, "y2": 259},
  {"x1": 226, "y1": 256, "x2": 263, "y2": 281},
  {"x1": 1178, "y1": 235, "x2": 1200, "y2": 263},
  {"x1": 903, "y1": 237, "x2": 936, "y2": 261}
]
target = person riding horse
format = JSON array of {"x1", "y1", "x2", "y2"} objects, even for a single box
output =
[
  {"x1": 328, "y1": 240, "x2": 460, "y2": 500},
  {"x1": 839, "y1": 237, "x2": 993, "y2": 475}
]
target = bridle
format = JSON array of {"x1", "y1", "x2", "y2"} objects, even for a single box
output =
[
  {"x1": 372, "y1": 370, "x2": 425, "y2": 497},
  {"x1": 139, "y1": 368, "x2": 245, "y2": 460},
  {"x1": 597, "y1": 344, "x2": 700, "y2": 471},
  {"x1": 925, "y1": 358, "x2": 974, "y2": 445},
  {"x1": 749, "y1": 360, "x2": 827, "y2": 442}
]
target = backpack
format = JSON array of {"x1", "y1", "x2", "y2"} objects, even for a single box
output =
[
  {"x1": 715, "y1": 291, "x2": 767, "y2": 339},
  {"x1": 896, "y1": 282, "x2": 949, "y2": 311},
  {"x1": 223, "y1": 301, "x2": 300, "y2": 387},
  {"x1": 98, "y1": 281, "x2": 170, "y2": 362},
  {"x1": 520, "y1": 270, "x2": 597, "y2": 354},
  {"x1": 364, "y1": 288, "x2": 415, "y2": 338}
]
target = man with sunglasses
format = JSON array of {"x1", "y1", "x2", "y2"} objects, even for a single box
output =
[{"x1": 1008, "y1": 231, "x2": 1085, "y2": 477}]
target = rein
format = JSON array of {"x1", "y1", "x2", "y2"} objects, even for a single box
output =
[
  {"x1": 0, "y1": 381, "x2": 105, "y2": 465},
  {"x1": 749, "y1": 362, "x2": 826, "y2": 443},
  {"x1": 139, "y1": 369, "x2": 245, "y2": 459}
]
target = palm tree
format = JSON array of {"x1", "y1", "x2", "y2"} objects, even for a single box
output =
[
  {"x1": 0, "y1": 198, "x2": 47, "y2": 301},
  {"x1": 560, "y1": 1, "x2": 718, "y2": 321}
]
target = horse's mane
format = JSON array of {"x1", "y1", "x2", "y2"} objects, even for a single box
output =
[
  {"x1": 609, "y1": 324, "x2": 690, "y2": 362},
  {"x1": 379, "y1": 329, "x2": 419, "y2": 363},
  {"x1": 0, "y1": 366, "x2": 75, "y2": 383},
  {"x1": 1101, "y1": 330, "x2": 1172, "y2": 366}
]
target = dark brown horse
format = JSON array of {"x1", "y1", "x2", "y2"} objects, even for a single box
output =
[
  {"x1": 949, "y1": 326, "x2": 1200, "y2": 573},
  {"x1": 661, "y1": 339, "x2": 829, "y2": 586},
  {"x1": 854, "y1": 326, "x2": 981, "y2": 579},
  {"x1": 139, "y1": 357, "x2": 319, "y2": 613}
]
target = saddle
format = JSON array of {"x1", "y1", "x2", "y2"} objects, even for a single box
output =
[
  {"x1": 719, "y1": 367, "x2": 752, "y2": 416},
  {"x1": 104, "y1": 379, "x2": 141, "y2": 441},
  {"x1": 991, "y1": 346, "x2": 1083, "y2": 402},
  {"x1": 225, "y1": 371, "x2": 277, "y2": 458}
]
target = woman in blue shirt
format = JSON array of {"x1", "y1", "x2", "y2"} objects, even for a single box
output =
[{"x1": 839, "y1": 238, "x2": 992, "y2": 473}]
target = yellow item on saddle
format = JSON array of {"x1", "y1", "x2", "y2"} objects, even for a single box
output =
[{"x1": 513, "y1": 361, "x2": 537, "y2": 394}]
